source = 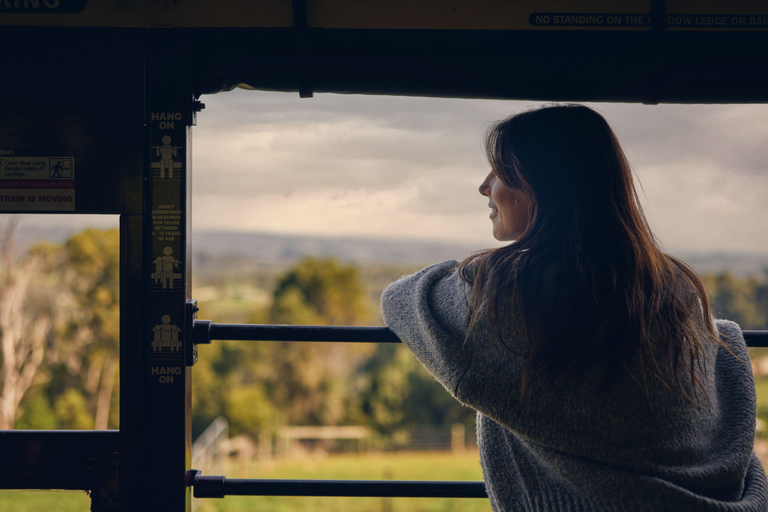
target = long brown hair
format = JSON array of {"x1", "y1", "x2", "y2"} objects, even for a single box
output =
[{"x1": 460, "y1": 104, "x2": 719, "y2": 404}]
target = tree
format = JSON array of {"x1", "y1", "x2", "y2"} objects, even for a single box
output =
[
  {"x1": 358, "y1": 344, "x2": 414, "y2": 429},
  {"x1": 5, "y1": 227, "x2": 121, "y2": 430},
  {"x1": 268, "y1": 258, "x2": 374, "y2": 425},
  {"x1": 704, "y1": 272, "x2": 768, "y2": 329},
  {"x1": 270, "y1": 257, "x2": 371, "y2": 326},
  {"x1": 0, "y1": 220, "x2": 59, "y2": 429},
  {"x1": 193, "y1": 258, "x2": 375, "y2": 436},
  {"x1": 57, "y1": 228, "x2": 121, "y2": 429}
]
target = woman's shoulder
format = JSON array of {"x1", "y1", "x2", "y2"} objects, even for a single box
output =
[
  {"x1": 383, "y1": 260, "x2": 462, "y2": 291},
  {"x1": 381, "y1": 260, "x2": 466, "y2": 315},
  {"x1": 713, "y1": 318, "x2": 748, "y2": 356}
]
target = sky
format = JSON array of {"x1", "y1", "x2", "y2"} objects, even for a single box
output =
[{"x1": 10, "y1": 90, "x2": 768, "y2": 253}]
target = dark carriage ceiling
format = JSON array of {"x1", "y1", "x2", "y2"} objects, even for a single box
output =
[{"x1": 2, "y1": 0, "x2": 768, "y2": 104}]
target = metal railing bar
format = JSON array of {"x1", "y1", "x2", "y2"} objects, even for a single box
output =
[
  {"x1": 193, "y1": 475, "x2": 487, "y2": 498},
  {"x1": 205, "y1": 323, "x2": 401, "y2": 343},
  {"x1": 197, "y1": 321, "x2": 768, "y2": 347},
  {"x1": 744, "y1": 331, "x2": 768, "y2": 347}
]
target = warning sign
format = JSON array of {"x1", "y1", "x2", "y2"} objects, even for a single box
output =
[
  {"x1": 151, "y1": 205, "x2": 182, "y2": 243},
  {"x1": 529, "y1": 13, "x2": 768, "y2": 29},
  {"x1": 0, "y1": 151, "x2": 75, "y2": 211}
]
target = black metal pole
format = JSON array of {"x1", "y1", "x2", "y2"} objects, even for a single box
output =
[
  {"x1": 205, "y1": 323, "x2": 402, "y2": 344},
  {"x1": 197, "y1": 321, "x2": 768, "y2": 347},
  {"x1": 743, "y1": 331, "x2": 768, "y2": 347},
  {"x1": 193, "y1": 476, "x2": 487, "y2": 499}
]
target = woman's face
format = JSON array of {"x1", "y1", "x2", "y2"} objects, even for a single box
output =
[{"x1": 479, "y1": 170, "x2": 531, "y2": 241}]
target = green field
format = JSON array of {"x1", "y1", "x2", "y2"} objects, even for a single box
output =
[
  {"x1": 0, "y1": 490, "x2": 91, "y2": 512},
  {"x1": 0, "y1": 452, "x2": 491, "y2": 512},
  {"x1": 756, "y1": 378, "x2": 768, "y2": 408}
]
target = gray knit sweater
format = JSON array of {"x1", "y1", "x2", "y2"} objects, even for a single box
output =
[{"x1": 381, "y1": 260, "x2": 768, "y2": 512}]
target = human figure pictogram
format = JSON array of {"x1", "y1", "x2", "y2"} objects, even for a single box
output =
[
  {"x1": 154, "y1": 136, "x2": 180, "y2": 178},
  {"x1": 151, "y1": 315, "x2": 181, "y2": 352},
  {"x1": 51, "y1": 160, "x2": 63, "y2": 178},
  {"x1": 151, "y1": 246, "x2": 180, "y2": 289}
]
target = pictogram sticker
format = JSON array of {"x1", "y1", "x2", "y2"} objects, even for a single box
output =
[
  {"x1": 0, "y1": 151, "x2": 75, "y2": 211},
  {"x1": 151, "y1": 246, "x2": 182, "y2": 289},
  {"x1": 151, "y1": 135, "x2": 182, "y2": 179},
  {"x1": 151, "y1": 315, "x2": 181, "y2": 352}
]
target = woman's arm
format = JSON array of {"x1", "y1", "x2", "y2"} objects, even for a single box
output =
[{"x1": 381, "y1": 260, "x2": 474, "y2": 398}]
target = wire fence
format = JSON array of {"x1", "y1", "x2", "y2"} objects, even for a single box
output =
[{"x1": 193, "y1": 420, "x2": 478, "y2": 470}]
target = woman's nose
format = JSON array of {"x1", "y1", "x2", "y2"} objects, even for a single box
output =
[{"x1": 479, "y1": 172, "x2": 493, "y2": 196}]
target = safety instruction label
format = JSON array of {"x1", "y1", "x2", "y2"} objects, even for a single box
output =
[
  {"x1": 0, "y1": 151, "x2": 75, "y2": 211},
  {"x1": 529, "y1": 13, "x2": 768, "y2": 29}
]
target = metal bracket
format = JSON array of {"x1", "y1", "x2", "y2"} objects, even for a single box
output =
[
  {"x1": 186, "y1": 300, "x2": 213, "y2": 365},
  {"x1": 185, "y1": 300, "x2": 199, "y2": 366},
  {"x1": 192, "y1": 319, "x2": 213, "y2": 346},
  {"x1": 185, "y1": 469, "x2": 201, "y2": 487},
  {"x1": 193, "y1": 474, "x2": 227, "y2": 499},
  {"x1": 191, "y1": 99, "x2": 206, "y2": 126}
]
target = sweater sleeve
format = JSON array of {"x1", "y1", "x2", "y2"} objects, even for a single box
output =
[{"x1": 380, "y1": 260, "x2": 473, "y2": 398}]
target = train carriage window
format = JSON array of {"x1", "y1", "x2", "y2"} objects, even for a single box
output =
[
  {"x1": 187, "y1": 90, "x2": 768, "y2": 509},
  {"x1": 0, "y1": 214, "x2": 120, "y2": 509},
  {"x1": 0, "y1": 214, "x2": 120, "y2": 429}
]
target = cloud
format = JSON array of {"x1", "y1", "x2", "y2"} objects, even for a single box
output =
[
  {"x1": 10, "y1": 92, "x2": 766, "y2": 253},
  {"x1": 602, "y1": 103, "x2": 768, "y2": 176},
  {"x1": 193, "y1": 90, "x2": 502, "y2": 221},
  {"x1": 192, "y1": 188, "x2": 503, "y2": 247},
  {"x1": 192, "y1": 91, "x2": 768, "y2": 251},
  {"x1": 194, "y1": 116, "x2": 476, "y2": 196},
  {"x1": 636, "y1": 160, "x2": 768, "y2": 251}
]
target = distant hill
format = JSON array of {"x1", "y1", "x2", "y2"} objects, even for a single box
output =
[
  {"x1": 11, "y1": 226, "x2": 768, "y2": 277},
  {"x1": 191, "y1": 232, "x2": 768, "y2": 277},
  {"x1": 192, "y1": 230, "x2": 482, "y2": 266},
  {"x1": 673, "y1": 251, "x2": 768, "y2": 279}
]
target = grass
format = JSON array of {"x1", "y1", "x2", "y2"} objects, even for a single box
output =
[
  {"x1": 0, "y1": 452, "x2": 490, "y2": 512},
  {"x1": 195, "y1": 452, "x2": 492, "y2": 512},
  {"x1": 755, "y1": 378, "x2": 768, "y2": 411},
  {"x1": 0, "y1": 490, "x2": 91, "y2": 512}
]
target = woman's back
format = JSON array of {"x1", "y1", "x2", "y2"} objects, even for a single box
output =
[
  {"x1": 382, "y1": 104, "x2": 768, "y2": 510},
  {"x1": 382, "y1": 260, "x2": 767, "y2": 511}
]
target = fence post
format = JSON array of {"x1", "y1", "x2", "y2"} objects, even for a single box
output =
[{"x1": 451, "y1": 424, "x2": 466, "y2": 453}]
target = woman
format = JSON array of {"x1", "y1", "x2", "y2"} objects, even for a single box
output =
[{"x1": 381, "y1": 104, "x2": 768, "y2": 511}]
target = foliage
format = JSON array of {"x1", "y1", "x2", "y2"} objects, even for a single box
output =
[
  {"x1": 358, "y1": 344, "x2": 414, "y2": 429},
  {"x1": 192, "y1": 257, "x2": 768, "y2": 441},
  {"x1": 58, "y1": 228, "x2": 121, "y2": 429},
  {"x1": 194, "y1": 257, "x2": 376, "y2": 437},
  {"x1": 6, "y1": 226, "x2": 768, "y2": 445},
  {"x1": 7, "y1": 227, "x2": 121, "y2": 430},
  {"x1": 269, "y1": 257, "x2": 371, "y2": 326},
  {"x1": 14, "y1": 389, "x2": 57, "y2": 429},
  {"x1": 192, "y1": 256, "x2": 482, "y2": 438},
  {"x1": 0, "y1": 222, "x2": 60, "y2": 429},
  {"x1": 703, "y1": 271, "x2": 768, "y2": 329}
]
